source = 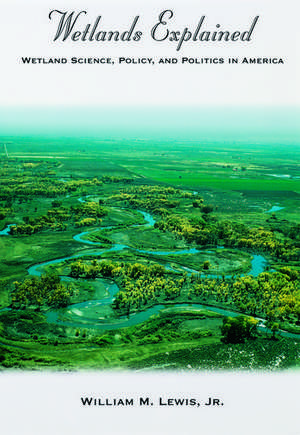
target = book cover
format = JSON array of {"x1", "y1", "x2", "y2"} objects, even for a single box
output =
[{"x1": 0, "y1": 1, "x2": 299, "y2": 434}]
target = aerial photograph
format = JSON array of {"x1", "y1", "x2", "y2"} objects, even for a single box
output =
[{"x1": 0, "y1": 106, "x2": 299, "y2": 371}]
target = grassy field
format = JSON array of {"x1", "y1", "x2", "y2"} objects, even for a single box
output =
[{"x1": 1, "y1": 309, "x2": 298, "y2": 370}]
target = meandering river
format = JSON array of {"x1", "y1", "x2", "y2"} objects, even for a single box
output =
[
  {"x1": 1, "y1": 203, "x2": 299, "y2": 338},
  {"x1": 28, "y1": 209, "x2": 270, "y2": 332}
]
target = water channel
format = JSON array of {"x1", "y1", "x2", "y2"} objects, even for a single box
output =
[{"x1": 1, "y1": 204, "x2": 299, "y2": 338}]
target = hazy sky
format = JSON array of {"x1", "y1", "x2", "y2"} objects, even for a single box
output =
[{"x1": 0, "y1": 106, "x2": 299, "y2": 144}]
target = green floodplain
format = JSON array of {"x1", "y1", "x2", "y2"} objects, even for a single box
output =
[{"x1": 0, "y1": 137, "x2": 299, "y2": 370}]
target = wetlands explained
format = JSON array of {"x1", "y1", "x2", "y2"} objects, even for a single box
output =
[{"x1": 49, "y1": 9, "x2": 260, "y2": 51}]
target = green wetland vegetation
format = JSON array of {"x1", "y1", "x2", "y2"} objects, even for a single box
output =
[{"x1": 0, "y1": 138, "x2": 299, "y2": 371}]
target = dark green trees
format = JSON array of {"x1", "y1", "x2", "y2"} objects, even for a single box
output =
[{"x1": 221, "y1": 316, "x2": 258, "y2": 343}]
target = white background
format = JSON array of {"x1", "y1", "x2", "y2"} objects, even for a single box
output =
[
  {"x1": 0, "y1": 1, "x2": 299, "y2": 434},
  {"x1": 0, "y1": 372, "x2": 299, "y2": 435},
  {"x1": 0, "y1": 0, "x2": 299, "y2": 107}
]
